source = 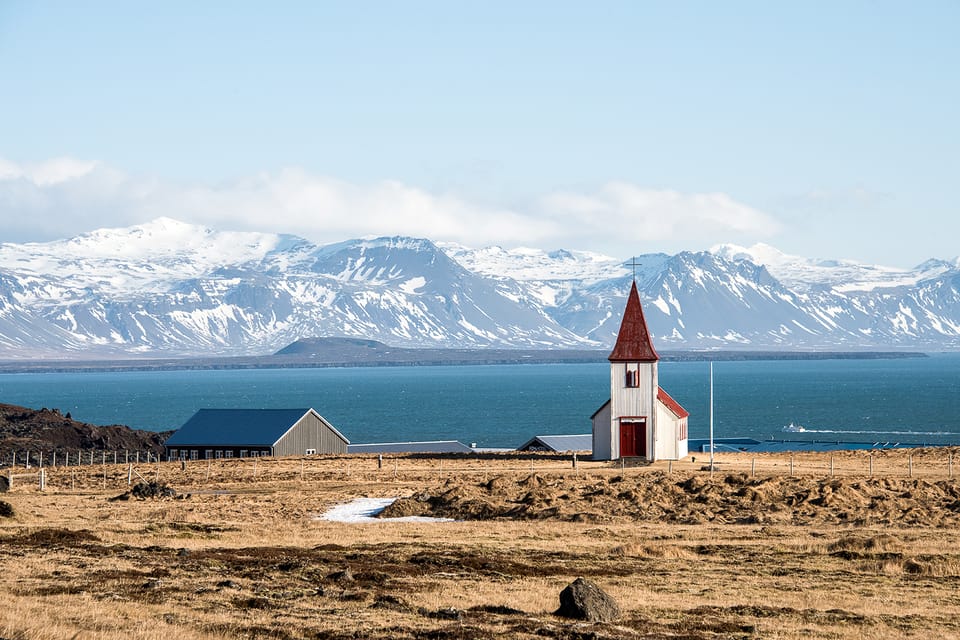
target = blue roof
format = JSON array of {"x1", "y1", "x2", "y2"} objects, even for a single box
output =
[
  {"x1": 165, "y1": 408, "x2": 316, "y2": 447},
  {"x1": 518, "y1": 434, "x2": 593, "y2": 452},
  {"x1": 348, "y1": 440, "x2": 473, "y2": 454}
]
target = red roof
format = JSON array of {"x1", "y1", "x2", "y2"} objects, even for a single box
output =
[
  {"x1": 608, "y1": 281, "x2": 659, "y2": 362},
  {"x1": 657, "y1": 387, "x2": 689, "y2": 419}
]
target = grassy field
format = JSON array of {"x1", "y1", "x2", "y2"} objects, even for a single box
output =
[{"x1": 3, "y1": 449, "x2": 960, "y2": 639}]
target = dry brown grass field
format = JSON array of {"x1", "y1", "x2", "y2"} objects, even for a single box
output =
[{"x1": 3, "y1": 449, "x2": 960, "y2": 639}]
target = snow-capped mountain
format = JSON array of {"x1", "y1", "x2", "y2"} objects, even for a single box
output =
[{"x1": 0, "y1": 218, "x2": 958, "y2": 358}]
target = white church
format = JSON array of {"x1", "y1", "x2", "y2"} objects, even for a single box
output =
[{"x1": 591, "y1": 281, "x2": 689, "y2": 461}]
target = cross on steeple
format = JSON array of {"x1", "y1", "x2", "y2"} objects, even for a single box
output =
[{"x1": 626, "y1": 256, "x2": 641, "y2": 282}]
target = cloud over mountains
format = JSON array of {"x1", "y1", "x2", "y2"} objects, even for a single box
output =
[{"x1": 0, "y1": 156, "x2": 780, "y2": 258}]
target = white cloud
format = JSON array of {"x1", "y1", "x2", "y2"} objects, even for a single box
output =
[
  {"x1": 0, "y1": 157, "x2": 781, "y2": 257},
  {"x1": 538, "y1": 182, "x2": 781, "y2": 255}
]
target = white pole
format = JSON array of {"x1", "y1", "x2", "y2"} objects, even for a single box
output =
[{"x1": 709, "y1": 361, "x2": 715, "y2": 471}]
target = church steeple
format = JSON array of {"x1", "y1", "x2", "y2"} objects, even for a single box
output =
[{"x1": 608, "y1": 280, "x2": 659, "y2": 363}]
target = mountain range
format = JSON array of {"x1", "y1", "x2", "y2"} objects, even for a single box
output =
[{"x1": 0, "y1": 217, "x2": 958, "y2": 358}]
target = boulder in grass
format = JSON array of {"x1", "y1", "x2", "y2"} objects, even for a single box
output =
[
  {"x1": 0, "y1": 500, "x2": 13, "y2": 518},
  {"x1": 0, "y1": 475, "x2": 8, "y2": 493},
  {"x1": 555, "y1": 577, "x2": 620, "y2": 622}
]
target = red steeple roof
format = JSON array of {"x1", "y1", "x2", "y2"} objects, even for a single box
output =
[
  {"x1": 657, "y1": 387, "x2": 688, "y2": 418},
  {"x1": 608, "y1": 281, "x2": 659, "y2": 362}
]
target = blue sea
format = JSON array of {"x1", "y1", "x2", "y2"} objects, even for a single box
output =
[{"x1": 1, "y1": 355, "x2": 959, "y2": 448}]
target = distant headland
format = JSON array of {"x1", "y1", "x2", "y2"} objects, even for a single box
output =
[{"x1": 0, "y1": 337, "x2": 928, "y2": 374}]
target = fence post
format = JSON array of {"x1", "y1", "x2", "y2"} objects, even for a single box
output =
[
  {"x1": 113, "y1": 451, "x2": 117, "y2": 465},
  {"x1": 39, "y1": 469, "x2": 46, "y2": 491},
  {"x1": 572, "y1": 452, "x2": 577, "y2": 470},
  {"x1": 668, "y1": 460, "x2": 672, "y2": 474},
  {"x1": 751, "y1": 458, "x2": 756, "y2": 477},
  {"x1": 136, "y1": 451, "x2": 140, "y2": 464},
  {"x1": 52, "y1": 451, "x2": 56, "y2": 468},
  {"x1": 378, "y1": 454, "x2": 383, "y2": 470},
  {"x1": 128, "y1": 464, "x2": 133, "y2": 486},
  {"x1": 39, "y1": 451, "x2": 43, "y2": 469}
]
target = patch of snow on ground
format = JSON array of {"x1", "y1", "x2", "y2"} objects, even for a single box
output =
[{"x1": 317, "y1": 497, "x2": 454, "y2": 523}]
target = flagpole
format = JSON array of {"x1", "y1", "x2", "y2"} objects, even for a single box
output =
[{"x1": 709, "y1": 361, "x2": 714, "y2": 471}]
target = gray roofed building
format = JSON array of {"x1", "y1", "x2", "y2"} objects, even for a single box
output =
[
  {"x1": 348, "y1": 440, "x2": 474, "y2": 454},
  {"x1": 164, "y1": 408, "x2": 348, "y2": 460},
  {"x1": 517, "y1": 434, "x2": 593, "y2": 453}
]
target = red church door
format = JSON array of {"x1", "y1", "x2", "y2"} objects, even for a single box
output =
[{"x1": 620, "y1": 419, "x2": 647, "y2": 458}]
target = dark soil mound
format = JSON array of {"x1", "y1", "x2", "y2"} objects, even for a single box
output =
[
  {"x1": 380, "y1": 472, "x2": 960, "y2": 527},
  {"x1": 0, "y1": 402, "x2": 171, "y2": 454}
]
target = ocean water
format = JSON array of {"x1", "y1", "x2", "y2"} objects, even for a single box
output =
[{"x1": 0, "y1": 354, "x2": 958, "y2": 448}]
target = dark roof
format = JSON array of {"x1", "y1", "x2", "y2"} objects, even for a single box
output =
[
  {"x1": 657, "y1": 387, "x2": 689, "y2": 419},
  {"x1": 164, "y1": 408, "x2": 331, "y2": 447},
  {"x1": 348, "y1": 440, "x2": 474, "y2": 454},
  {"x1": 517, "y1": 434, "x2": 592, "y2": 452},
  {"x1": 608, "y1": 281, "x2": 659, "y2": 362}
]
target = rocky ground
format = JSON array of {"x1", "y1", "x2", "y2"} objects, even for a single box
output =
[
  {"x1": 0, "y1": 402, "x2": 170, "y2": 457},
  {"x1": 2, "y1": 451, "x2": 960, "y2": 639}
]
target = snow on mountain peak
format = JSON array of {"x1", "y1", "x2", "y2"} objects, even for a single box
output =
[
  {"x1": 0, "y1": 217, "x2": 291, "y2": 296},
  {"x1": 708, "y1": 242, "x2": 940, "y2": 292},
  {"x1": 439, "y1": 242, "x2": 624, "y2": 283}
]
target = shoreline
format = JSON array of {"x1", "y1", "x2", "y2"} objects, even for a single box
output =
[{"x1": 0, "y1": 348, "x2": 931, "y2": 374}]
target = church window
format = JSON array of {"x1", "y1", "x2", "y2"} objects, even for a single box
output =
[{"x1": 625, "y1": 363, "x2": 640, "y2": 387}]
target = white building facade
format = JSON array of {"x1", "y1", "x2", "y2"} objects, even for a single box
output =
[{"x1": 591, "y1": 282, "x2": 689, "y2": 461}]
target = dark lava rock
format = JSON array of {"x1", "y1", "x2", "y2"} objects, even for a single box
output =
[
  {"x1": 130, "y1": 481, "x2": 177, "y2": 499},
  {"x1": 0, "y1": 500, "x2": 13, "y2": 518},
  {"x1": 555, "y1": 577, "x2": 620, "y2": 622}
]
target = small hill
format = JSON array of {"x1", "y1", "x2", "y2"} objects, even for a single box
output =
[{"x1": 0, "y1": 403, "x2": 170, "y2": 455}]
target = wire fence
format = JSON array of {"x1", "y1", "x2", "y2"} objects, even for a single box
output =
[{"x1": 3, "y1": 447, "x2": 959, "y2": 495}]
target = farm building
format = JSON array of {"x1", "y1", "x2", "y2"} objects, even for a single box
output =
[
  {"x1": 348, "y1": 440, "x2": 474, "y2": 454},
  {"x1": 591, "y1": 281, "x2": 689, "y2": 462},
  {"x1": 517, "y1": 434, "x2": 592, "y2": 453},
  {"x1": 164, "y1": 408, "x2": 348, "y2": 460}
]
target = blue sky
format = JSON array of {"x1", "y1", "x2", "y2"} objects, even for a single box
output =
[{"x1": 1, "y1": 1, "x2": 957, "y2": 267}]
